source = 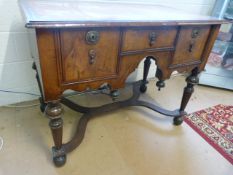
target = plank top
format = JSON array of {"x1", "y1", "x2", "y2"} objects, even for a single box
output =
[{"x1": 19, "y1": 0, "x2": 226, "y2": 28}]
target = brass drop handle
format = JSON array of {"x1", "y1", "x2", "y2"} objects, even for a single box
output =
[
  {"x1": 191, "y1": 29, "x2": 199, "y2": 38},
  {"x1": 189, "y1": 42, "x2": 195, "y2": 52},
  {"x1": 148, "y1": 32, "x2": 157, "y2": 46},
  {"x1": 88, "y1": 49, "x2": 96, "y2": 64}
]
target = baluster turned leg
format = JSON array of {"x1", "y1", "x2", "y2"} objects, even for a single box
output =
[
  {"x1": 140, "y1": 57, "x2": 151, "y2": 93},
  {"x1": 45, "y1": 101, "x2": 66, "y2": 167},
  {"x1": 173, "y1": 68, "x2": 199, "y2": 125}
]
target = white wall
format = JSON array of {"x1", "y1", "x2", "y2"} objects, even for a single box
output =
[{"x1": 0, "y1": 0, "x2": 216, "y2": 105}]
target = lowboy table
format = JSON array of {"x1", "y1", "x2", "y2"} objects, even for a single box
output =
[{"x1": 19, "y1": 0, "x2": 225, "y2": 167}]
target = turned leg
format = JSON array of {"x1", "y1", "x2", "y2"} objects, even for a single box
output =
[
  {"x1": 140, "y1": 57, "x2": 151, "y2": 93},
  {"x1": 173, "y1": 68, "x2": 199, "y2": 125},
  {"x1": 45, "y1": 101, "x2": 66, "y2": 167},
  {"x1": 32, "y1": 62, "x2": 47, "y2": 112},
  {"x1": 155, "y1": 68, "x2": 165, "y2": 91}
]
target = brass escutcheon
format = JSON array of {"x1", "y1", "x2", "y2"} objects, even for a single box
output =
[{"x1": 86, "y1": 31, "x2": 100, "y2": 44}]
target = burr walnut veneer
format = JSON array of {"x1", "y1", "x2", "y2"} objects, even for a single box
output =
[{"x1": 19, "y1": 0, "x2": 225, "y2": 167}]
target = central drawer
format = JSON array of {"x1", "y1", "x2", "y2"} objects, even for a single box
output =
[
  {"x1": 60, "y1": 29, "x2": 120, "y2": 83},
  {"x1": 122, "y1": 27, "x2": 177, "y2": 52}
]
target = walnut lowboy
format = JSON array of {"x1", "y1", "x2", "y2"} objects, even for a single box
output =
[{"x1": 19, "y1": 0, "x2": 225, "y2": 166}]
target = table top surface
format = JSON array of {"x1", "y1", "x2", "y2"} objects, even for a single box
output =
[{"x1": 19, "y1": 0, "x2": 226, "y2": 28}]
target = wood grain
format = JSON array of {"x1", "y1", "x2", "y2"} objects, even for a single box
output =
[
  {"x1": 122, "y1": 27, "x2": 177, "y2": 51},
  {"x1": 35, "y1": 24, "x2": 222, "y2": 102},
  {"x1": 172, "y1": 25, "x2": 211, "y2": 65},
  {"x1": 60, "y1": 29, "x2": 120, "y2": 83},
  {"x1": 22, "y1": 0, "x2": 225, "y2": 102}
]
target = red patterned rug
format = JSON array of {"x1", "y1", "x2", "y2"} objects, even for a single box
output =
[{"x1": 184, "y1": 104, "x2": 233, "y2": 164}]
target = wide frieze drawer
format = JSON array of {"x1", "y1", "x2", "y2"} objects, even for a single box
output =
[
  {"x1": 60, "y1": 29, "x2": 120, "y2": 83},
  {"x1": 121, "y1": 27, "x2": 177, "y2": 52}
]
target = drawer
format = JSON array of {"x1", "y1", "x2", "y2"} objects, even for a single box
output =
[
  {"x1": 60, "y1": 29, "x2": 120, "y2": 82},
  {"x1": 172, "y1": 26, "x2": 211, "y2": 66},
  {"x1": 122, "y1": 27, "x2": 177, "y2": 51}
]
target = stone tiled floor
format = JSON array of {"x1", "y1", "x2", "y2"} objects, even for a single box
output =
[{"x1": 0, "y1": 76, "x2": 232, "y2": 175}]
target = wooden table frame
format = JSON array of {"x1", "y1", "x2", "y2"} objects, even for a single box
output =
[{"x1": 19, "y1": 0, "x2": 225, "y2": 167}]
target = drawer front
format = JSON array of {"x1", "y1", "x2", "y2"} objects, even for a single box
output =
[
  {"x1": 122, "y1": 27, "x2": 177, "y2": 51},
  {"x1": 172, "y1": 26, "x2": 211, "y2": 66},
  {"x1": 60, "y1": 29, "x2": 120, "y2": 82}
]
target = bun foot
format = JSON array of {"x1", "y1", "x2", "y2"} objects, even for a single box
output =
[
  {"x1": 140, "y1": 84, "x2": 147, "y2": 93},
  {"x1": 173, "y1": 116, "x2": 183, "y2": 126},
  {"x1": 52, "y1": 147, "x2": 66, "y2": 167},
  {"x1": 53, "y1": 154, "x2": 66, "y2": 167}
]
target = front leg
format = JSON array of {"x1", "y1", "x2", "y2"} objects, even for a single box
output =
[
  {"x1": 140, "y1": 57, "x2": 151, "y2": 93},
  {"x1": 45, "y1": 101, "x2": 66, "y2": 167},
  {"x1": 173, "y1": 67, "x2": 199, "y2": 125}
]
